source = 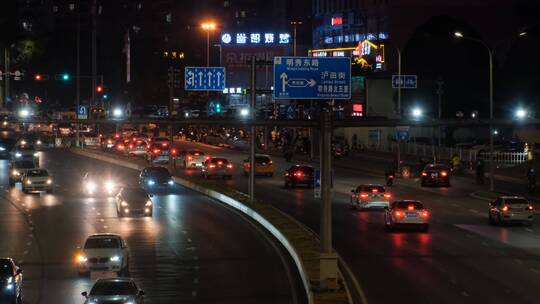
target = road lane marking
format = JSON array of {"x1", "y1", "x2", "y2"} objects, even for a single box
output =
[
  {"x1": 481, "y1": 241, "x2": 489, "y2": 247},
  {"x1": 514, "y1": 259, "x2": 523, "y2": 265},
  {"x1": 450, "y1": 279, "x2": 457, "y2": 285},
  {"x1": 531, "y1": 268, "x2": 540, "y2": 274},
  {"x1": 468, "y1": 209, "x2": 479, "y2": 214},
  {"x1": 193, "y1": 278, "x2": 199, "y2": 284},
  {"x1": 525, "y1": 228, "x2": 534, "y2": 233},
  {"x1": 461, "y1": 291, "x2": 469, "y2": 297},
  {"x1": 192, "y1": 291, "x2": 197, "y2": 297},
  {"x1": 187, "y1": 238, "x2": 192, "y2": 243},
  {"x1": 26, "y1": 242, "x2": 31, "y2": 246}
]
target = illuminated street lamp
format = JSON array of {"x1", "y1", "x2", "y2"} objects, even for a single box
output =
[
  {"x1": 240, "y1": 108, "x2": 249, "y2": 117},
  {"x1": 112, "y1": 108, "x2": 123, "y2": 118},
  {"x1": 19, "y1": 108, "x2": 30, "y2": 118},
  {"x1": 201, "y1": 21, "x2": 217, "y2": 67},
  {"x1": 411, "y1": 107, "x2": 423, "y2": 118},
  {"x1": 515, "y1": 108, "x2": 527, "y2": 119}
]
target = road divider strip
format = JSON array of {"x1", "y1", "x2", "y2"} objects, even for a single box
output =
[{"x1": 71, "y1": 147, "x2": 361, "y2": 304}]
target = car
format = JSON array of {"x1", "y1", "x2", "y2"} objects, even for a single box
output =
[
  {"x1": 76, "y1": 234, "x2": 129, "y2": 276},
  {"x1": 284, "y1": 165, "x2": 314, "y2": 188},
  {"x1": 11, "y1": 144, "x2": 38, "y2": 163},
  {"x1": 201, "y1": 157, "x2": 233, "y2": 179},
  {"x1": 139, "y1": 166, "x2": 175, "y2": 187},
  {"x1": 179, "y1": 150, "x2": 207, "y2": 169},
  {"x1": 384, "y1": 200, "x2": 429, "y2": 232},
  {"x1": 152, "y1": 136, "x2": 170, "y2": 146},
  {"x1": 350, "y1": 184, "x2": 392, "y2": 210},
  {"x1": 125, "y1": 139, "x2": 148, "y2": 157},
  {"x1": 21, "y1": 169, "x2": 53, "y2": 193},
  {"x1": 82, "y1": 172, "x2": 119, "y2": 196},
  {"x1": 488, "y1": 196, "x2": 534, "y2": 226},
  {"x1": 82, "y1": 278, "x2": 144, "y2": 304},
  {"x1": 9, "y1": 161, "x2": 37, "y2": 185},
  {"x1": 242, "y1": 154, "x2": 274, "y2": 177},
  {"x1": 145, "y1": 143, "x2": 176, "y2": 163},
  {"x1": 116, "y1": 187, "x2": 153, "y2": 217},
  {"x1": 0, "y1": 138, "x2": 17, "y2": 159},
  {"x1": 420, "y1": 164, "x2": 451, "y2": 187},
  {"x1": 0, "y1": 258, "x2": 23, "y2": 304},
  {"x1": 57, "y1": 123, "x2": 73, "y2": 136},
  {"x1": 121, "y1": 127, "x2": 138, "y2": 137}
]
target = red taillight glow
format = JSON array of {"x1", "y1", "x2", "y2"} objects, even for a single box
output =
[
  {"x1": 360, "y1": 193, "x2": 368, "y2": 198},
  {"x1": 421, "y1": 172, "x2": 428, "y2": 176},
  {"x1": 162, "y1": 143, "x2": 168, "y2": 147},
  {"x1": 528, "y1": 205, "x2": 534, "y2": 211},
  {"x1": 226, "y1": 164, "x2": 233, "y2": 169},
  {"x1": 188, "y1": 156, "x2": 193, "y2": 161},
  {"x1": 205, "y1": 156, "x2": 211, "y2": 160},
  {"x1": 268, "y1": 160, "x2": 273, "y2": 164},
  {"x1": 284, "y1": 172, "x2": 290, "y2": 176},
  {"x1": 209, "y1": 164, "x2": 216, "y2": 168},
  {"x1": 128, "y1": 144, "x2": 133, "y2": 149},
  {"x1": 153, "y1": 149, "x2": 160, "y2": 154},
  {"x1": 107, "y1": 139, "x2": 112, "y2": 144},
  {"x1": 294, "y1": 171, "x2": 303, "y2": 177},
  {"x1": 394, "y1": 211, "x2": 404, "y2": 217},
  {"x1": 218, "y1": 161, "x2": 223, "y2": 165},
  {"x1": 384, "y1": 193, "x2": 391, "y2": 198},
  {"x1": 421, "y1": 211, "x2": 429, "y2": 217},
  {"x1": 501, "y1": 205, "x2": 509, "y2": 212},
  {"x1": 407, "y1": 205, "x2": 415, "y2": 211},
  {"x1": 114, "y1": 134, "x2": 120, "y2": 138},
  {"x1": 441, "y1": 171, "x2": 448, "y2": 176},
  {"x1": 172, "y1": 149, "x2": 177, "y2": 155},
  {"x1": 372, "y1": 188, "x2": 378, "y2": 193},
  {"x1": 118, "y1": 145, "x2": 125, "y2": 150}
]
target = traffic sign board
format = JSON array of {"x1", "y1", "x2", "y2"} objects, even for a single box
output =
[
  {"x1": 395, "y1": 126, "x2": 410, "y2": 141},
  {"x1": 78, "y1": 105, "x2": 88, "y2": 120},
  {"x1": 392, "y1": 75, "x2": 417, "y2": 89},
  {"x1": 185, "y1": 67, "x2": 226, "y2": 91},
  {"x1": 273, "y1": 56, "x2": 351, "y2": 100}
]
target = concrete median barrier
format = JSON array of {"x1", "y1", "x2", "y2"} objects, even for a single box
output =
[{"x1": 71, "y1": 147, "x2": 365, "y2": 304}]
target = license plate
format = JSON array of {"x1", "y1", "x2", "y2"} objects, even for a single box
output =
[
  {"x1": 431, "y1": 173, "x2": 436, "y2": 178},
  {"x1": 406, "y1": 212, "x2": 417, "y2": 217}
]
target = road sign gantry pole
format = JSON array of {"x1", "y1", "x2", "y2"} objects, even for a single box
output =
[{"x1": 248, "y1": 56, "x2": 256, "y2": 203}]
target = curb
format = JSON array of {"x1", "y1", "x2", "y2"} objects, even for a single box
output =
[{"x1": 71, "y1": 148, "x2": 360, "y2": 304}]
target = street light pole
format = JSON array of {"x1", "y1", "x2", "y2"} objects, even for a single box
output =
[
  {"x1": 206, "y1": 30, "x2": 210, "y2": 67},
  {"x1": 488, "y1": 49, "x2": 494, "y2": 192},
  {"x1": 290, "y1": 21, "x2": 302, "y2": 56}
]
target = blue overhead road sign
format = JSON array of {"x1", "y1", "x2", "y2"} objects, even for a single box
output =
[
  {"x1": 78, "y1": 105, "x2": 87, "y2": 120},
  {"x1": 273, "y1": 56, "x2": 351, "y2": 100},
  {"x1": 392, "y1": 75, "x2": 417, "y2": 89},
  {"x1": 185, "y1": 67, "x2": 226, "y2": 91}
]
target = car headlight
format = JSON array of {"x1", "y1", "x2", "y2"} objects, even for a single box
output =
[
  {"x1": 110, "y1": 256, "x2": 120, "y2": 262},
  {"x1": 0, "y1": 146, "x2": 5, "y2": 151},
  {"x1": 147, "y1": 180, "x2": 155, "y2": 186},
  {"x1": 15, "y1": 152, "x2": 22, "y2": 158},
  {"x1": 33, "y1": 152, "x2": 39, "y2": 157},
  {"x1": 168, "y1": 180, "x2": 174, "y2": 185},
  {"x1": 26, "y1": 180, "x2": 32, "y2": 185},
  {"x1": 145, "y1": 200, "x2": 152, "y2": 207},
  {"x1": 5, "y1": 283, "x2": 13, "y2": 290},
  {"x1": 7, "y1": 277, "x2": 12, "y2": 284},
  {"x1": 105, "y1": 181, "x2": 115, "y2": 191},
  {"x1": 12, "y1": 170, "x2": 20, "y2": 176},
  {"x1": 46, "y1": 179, "x2": 52, "y2": 185},
  {"x1": 121, "y1": 201, "x2": 129, "y2": 207},
  {"x1": 77, "y1": 255, "x2": 88, "y2": 263},
  {"x1": 86, "y1": 182, "x2": 96, "y2": 191},
  {"x1": 36, "y1": 140, "x2": 42, "y2": 145}
]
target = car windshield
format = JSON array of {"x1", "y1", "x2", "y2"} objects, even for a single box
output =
[
  {"x1": 123, "y1": 188, "x2": 148, "y2": 199},
  {"x1": 394, "y1": 201, "x2": 424, "y2": 209},
  {"x1": 90, "y1": 281, "x2": 137, "y2": 296},
  {"x1": 27, "y1": 170, "x2": 48, "y2": 177},
  {"x1": 360, "y1": 185, "x2": 385, "y2": 193},
  {"x1": 13, "y1": 161, "x2": 36, "y2": 169},
  {"x1": 84, "y1": 237, "x2": 120, "y2": 249},
  {"x1": 147, "y1": 168, "x2": 170, "y2": 177},
  {"x1": 255, "y1": 156, "x2": 271, "y2": 163},
  {"x1": 505, "y1": 199, "x2": 529, "y2": 205},
  {"x1": 0, "y1": 261, "x2": 13, "y2": 278},
  {"x1": 210, "y1": 158, "x2": 229, "y2": 164}
]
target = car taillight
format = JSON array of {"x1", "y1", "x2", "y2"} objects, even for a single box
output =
[
  {"x1": 421, "y1": 210, "x2": 429, "y2": 217},
  {"x1": 284, "y1": 172, "x2": 289, "y2": 176},
  {"x1": 114, "y1": 134, "x2": 120, "y2": 138},
  {"x1": 384, "y1": 193, "x2": 391, "y2": 199},
  {"x1": 205, "y1": 156, "x2": 211, "y2": 160},
  {"x1": 172, "y1": 149, "x2": 177, "y2": 155},
  {"x1": 441, "y1": 171, "x2": 448, "y2": 176},
  {"x1": 226, "y1": 164, "x2": 233, "y2": 169},
  {"x1": 501, "y1": 205, "x2": 509, "y2": 212},
  {"x1": 128, "y1": 144, "x2": 133, "y2": 149},
  {"x1": 268, "y1": 160, "x2": 273, "y2": 164},
  {"x1": 147, "y1": 144, "x2": 151, "y2": 149},
  {"x1": 107, "y1": 139, "x2": 112, "y2": 144},
  {"x1": 118, "y1": 144, "x2": 124, "y2": 149},
  {"x1": 527, "y1": 205, "x2": 534, "y2": 211},
  {"x1": 162, "y1": 143, "x2": 168, "y2": 147},
  {"x1": 360, "y1": 193, "x2": 368, "y2": 198},
  {"x1": 188, "y1": 156, "x2": 193, "y2": 161},
  {"x1": 218, "y1": 161, "x2": 223, "y2": 165},
  {"x1": 407, "y1": 205, "x2": 415, "y2": 211},
  {"x1": 209, "y1": 164, "x2": 216, "y2": 168},
  {"x1": 394, "y1": 211, "x2": 404, "y2": 217},
  {"x1": 294, "y1": 171, "x2": 303, "y2": 177},
  {"x1": 421, "y1": 172, "x2": 428, "y2": 176},
  {"x1": 153, "y1": 149, "x2": 160, "y2": 154},
  {"x1": 372, "y1": 188, "x2": 378, "y2": 193}
]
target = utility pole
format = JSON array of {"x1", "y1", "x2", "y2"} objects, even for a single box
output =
[
  {"x1": 290, "y1": 21, "x2": 303, "y2": 56},
  {"x1": 91, "y1": 0, "x2": 97, "y2": 108},
  {"x1": 319, "y1": 101, "x2": 338, "y2": 290},
  {"x1": 396, "y1": 48, "x2": 402, "y2": 174},
  {"x1": 76, "y1": 10, "x2": 81, "y2": 147},
  {"x1": 437, "y1": 79, "x2": 444, "y2": 158},
  {"x1": 4, "y1": 47, "x2": 10, "y2": 108},
  {"x1": 248, "y1": 56, "x2": 256, "y2": 203}
]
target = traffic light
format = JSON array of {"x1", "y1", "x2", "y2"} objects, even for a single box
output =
[
  {"x1": 34, "y1": 74, "x2": 42, "y2": 81},
  {"x1": 96, "y1": 85, "x2": 103, "y2": 93},
  {"x1": 102, "y1": 94, "x2": 109, "y2": 100},
  {"x1": 61, "y1": 73, "x2": 70, "y2": 81},
  {"x1": 215, "y1": 103, "x2": 222, "y2": 113}
]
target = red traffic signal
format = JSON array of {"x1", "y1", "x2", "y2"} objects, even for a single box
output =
[{"x1": 96, "y1": 85, "x2": 103, "y2": 93}]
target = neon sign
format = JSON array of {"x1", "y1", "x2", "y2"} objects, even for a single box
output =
[
  {"x1": 221, "y1": 32, "x2": 290, "y2": 45},
  {"x1": 331, "y1": 17, "x2": 343, "y2": 26}
]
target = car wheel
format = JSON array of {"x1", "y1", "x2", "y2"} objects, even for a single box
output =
[
  {"x1": 488, "y1": 214, "x2": 494, "y2": 225},
  {"x1": 498, "y1": 214, "x2": 505, "y2": 226}
]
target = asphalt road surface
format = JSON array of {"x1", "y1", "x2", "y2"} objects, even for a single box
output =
[
  {"x1": 163, "y1": 139, "x2": 540, "y2": 304},
  {"x1": 0, "y1": 149, "x2": 302, "y2": 304}
]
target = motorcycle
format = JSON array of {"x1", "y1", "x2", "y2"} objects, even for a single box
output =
[{"x1": 386, "y1": 174, "x2": 395, "y2": 186}]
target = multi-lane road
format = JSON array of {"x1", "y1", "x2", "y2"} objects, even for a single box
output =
[
  {"x1": 0, "y1": 149, "x2": 303, "y2": 304},
  {"x1": 164, "y1": 139, "x2": 540, "y2": 304}
]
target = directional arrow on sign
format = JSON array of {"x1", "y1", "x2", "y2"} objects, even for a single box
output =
[
  {"x1": 280, "y1": 73, "x2": 288, "y2": 93},
  {"x1": 286, "y1": 78, "x2": 317, "y2": 88},
  {"x1": 186, "y1": 71, "x2": 195, "y2": 85},
  {"x1": 198, "y1": 72, "x2": 204, "y2": 86}
]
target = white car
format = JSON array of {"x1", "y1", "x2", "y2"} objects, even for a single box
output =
[
  {"x1": 488, "y1": 196, "x2": 534, "y2": 226},
  {"x1": 384, "y1": 200, "x2": 429, "y2": 232},
  {"x1": 82, "y1": 172, "x2": 119, "y2": 196},
  {"x1": 126, "y1": 140, "x2": 148, "y2": 157},
  {"x1": 76, "y1": 234, "x2": 129, "y2": 276},
  {"x1": 350, "y1": 184, "x2": 391, "y2": 210},
  {"x1": 21, "y1": 169, "x2": 53, "y2": 193},
  {"x1": 82, "y1": 278, "x2": 144, "y2": 304},
  {"x1": 179, "y1": 150, "x2": 207, "y2": 169}
]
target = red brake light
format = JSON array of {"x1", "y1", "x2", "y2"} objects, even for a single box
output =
[
  {"x1": 441, "y1": 171, "x2": 448, "y2": 176},
  {"x1": 172, "y1": 149, "x2": 177, "y2": 155},
  {"x1": 294, "y1": 171, "x2": 303, "y2": 177},
  {"x1": 118, "y1": 144, "x2": 124, "y2": 149},
  {"x1": 360, "y1": 193, "x2": 368, "y2": 198},
  {"x1": 384, "y1": 193, "x2": 391, "y2": 198},
  {"x1": 268, "y1": 160, "x2": 273, "y2": 164},
  {"x1": 421, "y1": 210, "x2": 429, "y2": 217},
  {"x1": 114, "y1": 134, "x2": 120, "y2": 138},
  {"x1": 153, "y1": 149, "x2": 160, "y2": 154},
  {"x1": 394, "y1": 211, "x2": 403, "y2": 217},
  {"x1": 226, "y1": 164, "x2": 233, "y2": 169},
  {"x1": 501, "y1": 205, "x2": 509, "y2": 212},
  {"x1": 188, "y1": 156, "x2": 193, "y2": 161},
  {"x1": 128, "y1": 144, "x2": 133, "y2": 149},
  {"x1": 421, "y1": 172, "x2": 428, "y2": 176},
  {"x1": 407, "y1": 205, "x2": 415, "y2": 211},
  {"x1": 209, "y1": 164, "x2": 216, "y2": 168},
  {"x1": 372, "y1": 188, "x2": 378, "y2": 193},
  {"x1": 194, "y1": 153, "x2": 200, "y2": 156},
  {"x1": 218, "y1": 161, "x2": 223, "y2": 165},
  {"x1": 205, "y1": 156, "x2": 211, "y2": 160},
  {"x1": 107, "y1": 139, "x2": 112, "y2": 144},
  {"x1": 162, "y1": 143, "x2": 168, "y2": 147},
  {"x1": 527, "y1": 205, "x2": 533, "y2": 211}
]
